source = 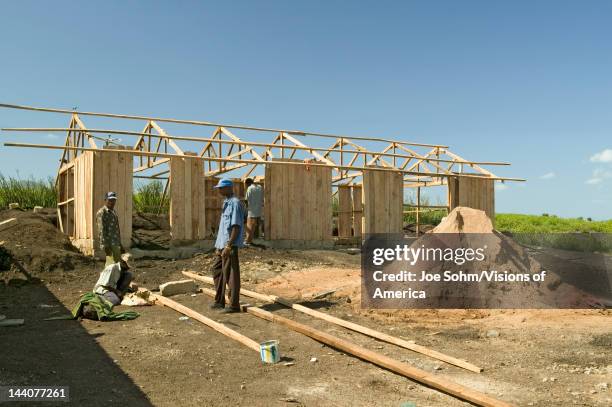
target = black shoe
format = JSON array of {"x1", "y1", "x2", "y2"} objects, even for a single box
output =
[
  {"x1": 209, "y1": 303, "x2": 224, "y2": 310},
  {"x1": 221, "y1": 307, "x2": 241, "y2": 314}
]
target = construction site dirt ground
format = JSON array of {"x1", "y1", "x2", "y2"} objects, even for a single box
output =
[{"x1": 0, "y1": 210, "x2": 611, "y2": 406}]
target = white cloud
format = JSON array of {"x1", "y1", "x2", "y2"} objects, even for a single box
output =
[
  {"x1": 539, "y1": 172, "x2": 556, "y2": 180},
  {"x1": 46, "y1": 133, "x2": 59, "y2": 139},
  {"x1": 586, "y1": 178, "x2": 602, "y2": 185},
  {"x1": 495, "y1": 183, "x2": 509, "y2": 191},
  {"x1": 586, "y1": 168, "x2": 612, "y2": 185},
  {"x1": 590, "y1": 148, "x2": 612, "y2": 163}
]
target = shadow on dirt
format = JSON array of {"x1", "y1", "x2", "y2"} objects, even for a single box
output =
[{"x1": 0, "y1": 277, "x2": 153, "y2": 406}]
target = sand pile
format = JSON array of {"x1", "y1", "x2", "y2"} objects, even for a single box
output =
[
  {"x1": 0, "y1": 209, "x2": 88, "y2": 275},
  {"x1": 431, "y1": 207, "x2": 494, "y2": 233},
  {"x1": 368, "y1": 207, "x2": 598, "y2": 308}
]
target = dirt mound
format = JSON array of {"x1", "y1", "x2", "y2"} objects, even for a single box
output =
[
  {"x1": 375, "y1": 207, "x2": 600, "y2": 308},
  {"x1": 432, "y1": 206, "x2": 494, "y2": 233},
  {"x1": 132, "y1": 213, "x2": 171, "y2": 250},
  {"x1": 0, "y1": 209, "x2": 88, "y2": 276}
]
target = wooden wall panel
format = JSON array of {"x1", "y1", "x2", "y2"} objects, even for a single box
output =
[
  {"x1": 73, "y1": 154, "x2": 86, "y2": 242},
  {"x1": 362, "y1": 169, "x2": 403, "y2": 234},
  {"x1": 263, "y1": 171, "x2": 272, "y2": 239},
  {"x1": 447, "y1": 176, "x2": 495, "y2": 225},
  {"x1": 70, "y1": 147, "x2": 133, "y2": 255},
  {"x1": 265, "y1": 160, "x2": 332, "y2": 241},
  {"x1": 66, "y1": 167, "x2": 75, "y2": 237},
  {"x1": 93, "y1": 147, "x2": 133, "y2": 250},
  {"x1": 337, "y1": 185, "x2": 352, "y2": 238},
  {"x1": 91, "y1": 150, "x2": 104, "y2": 250},
  {"x1": 170, "y1": 154, "x2": 206, "y2": 241},
  {"x1": 352, "y1": 185, "x2": 363, "y2": 237}
]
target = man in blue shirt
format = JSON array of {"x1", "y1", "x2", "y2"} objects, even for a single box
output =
[{"x1": 210, "y1": 178, "x2": 245, "y2": 313}]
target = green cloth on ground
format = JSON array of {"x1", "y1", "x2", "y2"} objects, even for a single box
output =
[{"x1": 71, "y1": 292, "x2": 139, "y2": 321}]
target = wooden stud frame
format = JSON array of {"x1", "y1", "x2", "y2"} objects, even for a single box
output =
[{"x1": 1, "y1": 103, "x2": 523, "y2": 241}]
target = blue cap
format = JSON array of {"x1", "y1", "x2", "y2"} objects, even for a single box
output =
[
  {"x1": 105, "y1": 192, "x2": 118, "y2": 200},
  {"x1": 213, "y1": 178, "x2": 233, "y2": 189}
]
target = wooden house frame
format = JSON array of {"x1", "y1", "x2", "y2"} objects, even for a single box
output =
[{"x1": 1, "y1": 103, "x2": 523, "y2": 252}]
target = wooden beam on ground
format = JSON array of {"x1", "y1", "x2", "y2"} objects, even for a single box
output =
[
  {"x1": 195, "y1": 285, "x2": 511, "y2": 407},
  {"x1": 0, "y1": 218, "x2": 17, "y2": 232},
  {"x1": 143, "y1": 289, "x2": 260, "y2": 352},
  {"x1": 182, "y1": 271, "x2": 483, "y2": 373}
]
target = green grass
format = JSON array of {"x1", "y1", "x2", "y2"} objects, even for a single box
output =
[
  {"x1": 0, "y1": 173, "x2": 56, "y2": 209},
  {"x1": 403, "y1": 207, "x2": 447, "y2": 226},
  {"x1": 495, "y1": 214, "x2": 612, "y2": 252},
  {"x1": 403, "y1": 194, "x2": 448, "y2": 226},
  {"x1": 496, "y1": 213, "x2": 612, "y2": 233},
  {"x1": 132, "y1": 180, "x2": 169, "y2": 214}
]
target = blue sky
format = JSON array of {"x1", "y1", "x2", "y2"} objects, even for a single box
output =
[{"x1": 0, "y1": 1, "x2": 610, "y2": 219}]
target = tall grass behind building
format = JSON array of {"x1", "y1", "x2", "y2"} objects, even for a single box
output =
[{"x1": 0, "y1": 173, "x2": 56, "y2": 209}]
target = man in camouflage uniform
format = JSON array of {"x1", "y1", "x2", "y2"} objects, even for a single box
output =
[{"x1": 96, "y1": 192, "x2": 124, "y2": 266}]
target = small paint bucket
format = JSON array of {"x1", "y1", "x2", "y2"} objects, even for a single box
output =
[{"x1": 260, "y1": 340, "x2": 280, "y2": 364}]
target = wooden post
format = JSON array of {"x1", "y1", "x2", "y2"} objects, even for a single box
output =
[
  {"x1": 416, "y1": 186, "x2": 420, "y2": 236},
  {"x1": 265, "y1": 160, "x2": 332, "y2": 241},
  {"x1": 337, "y1": 185, "x2": 352, "y2": 238},
  {"x1": 352, "y1": 185, "x2": 363, "y2": 237},
  {"x1": 362, "y1": 169, "x2": 403, "y2": 234},
  {"x1": 170, "y1": 152, "x2": 205, "y2": 241}
]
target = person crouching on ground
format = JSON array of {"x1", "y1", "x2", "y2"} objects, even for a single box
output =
[
  {"x1": 76, "y1": 257, "x2": 138, "y2": 321},
  {"x1": 210, "y1": 178, "x2": 245, "y2": 313},
  {"x1": 93, "y1": 258, "x2": 134, "y2": 306}
]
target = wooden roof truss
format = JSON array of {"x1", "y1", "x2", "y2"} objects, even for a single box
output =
[{"x1": 0, "y1": 103, "x2": 523, "y2": 187}]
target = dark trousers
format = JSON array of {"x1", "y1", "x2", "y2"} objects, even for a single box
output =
[
  {"x1": 102, "y1": 270, "x2": 133, "y2": 306},
  {"x1": 211, "y1": 247, "x2": 241, "y2": 309}
]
